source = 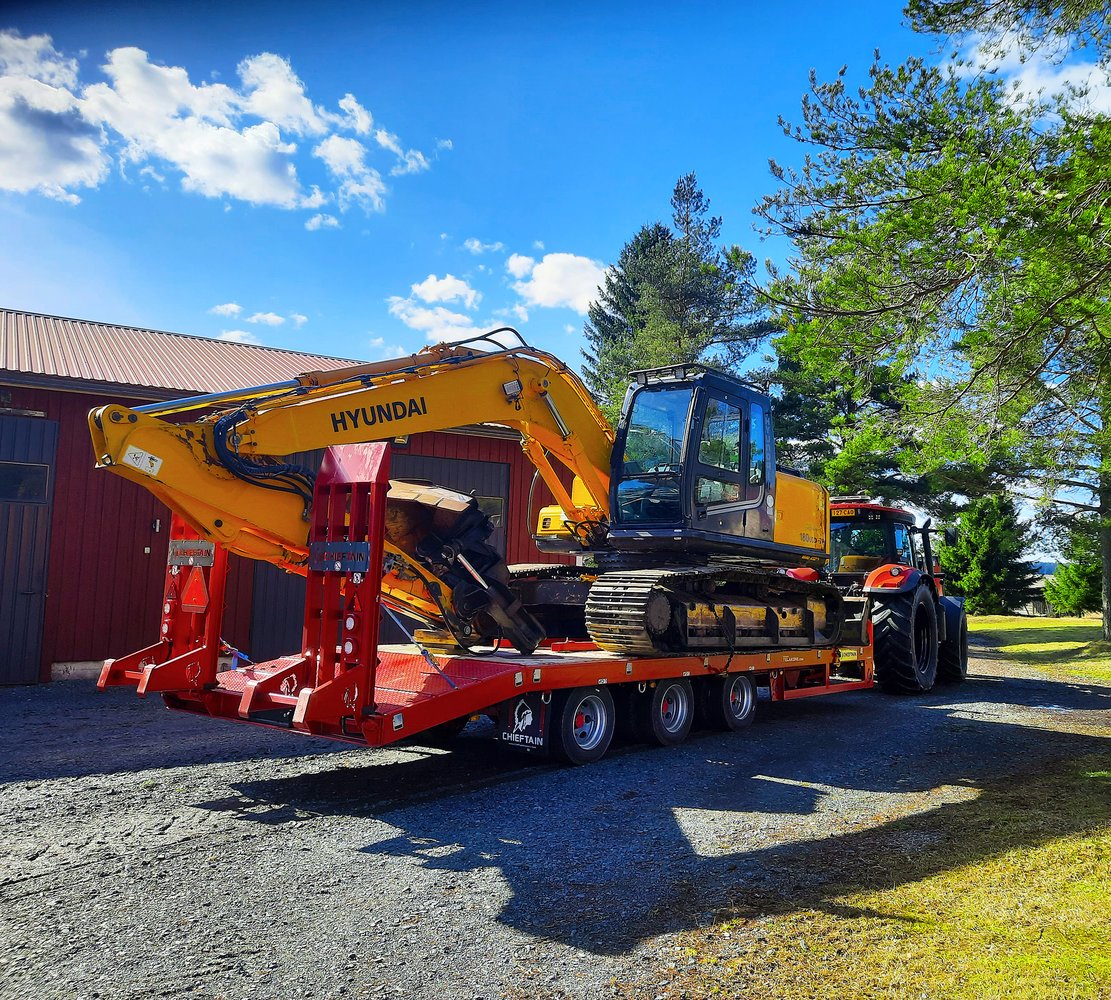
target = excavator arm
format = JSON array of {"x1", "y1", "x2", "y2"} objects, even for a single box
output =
[{"x1": 89, "y1": 332, "x2": 615, "y2": 652}]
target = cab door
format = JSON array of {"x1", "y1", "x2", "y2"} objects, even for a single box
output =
[{"x1": 690, "y1": 390, "x2": 769, "y2": 540}]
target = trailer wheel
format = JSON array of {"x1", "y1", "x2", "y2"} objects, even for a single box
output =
[
  {"x1": 550, "y1": 686, "x2": 615, "y2": 765},
  {"x1": 699, "y1": 673, "x2": 757, "y2": 731},
  {"x1": 642, "y1": 679, "x2": 695, "y2": 746},
  {"x1": 872, "y1": 585, "x2": 939, "y2": 694},
  {"x1": 422, "y1": 715, "x2": 469, "y2": 747},
  {"x1": 937, "y1": 599, "x2": 969, "y2": 683}
]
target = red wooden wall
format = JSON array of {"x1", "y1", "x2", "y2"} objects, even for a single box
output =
[{"x1": 5, "y1": 384, "x2": 254, "y2": 680}]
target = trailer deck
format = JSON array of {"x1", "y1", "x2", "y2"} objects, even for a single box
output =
[{"x1": 149, "y1": 641, "x2": 874, "y2": 749}]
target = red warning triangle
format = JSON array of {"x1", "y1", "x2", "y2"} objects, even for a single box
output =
[{"x1": 180, "y1": 565, "x2": 209, "y2": 613}]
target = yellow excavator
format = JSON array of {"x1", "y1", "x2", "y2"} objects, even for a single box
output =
[{"x1": 89, "y1": 329, "x2": 839, "y2": 659}]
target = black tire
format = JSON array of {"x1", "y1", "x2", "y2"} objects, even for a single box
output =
[
  {"x1": 698, "y1": 673, "x2": 757, "y2": 731},
  {"x1": 640, "y1": 678, "x2": 695, "y2": 746},
  {"x1": 871, "y1": 585, "x2": 939, "y2": 694},
  {"x1": 550, "y1": 686, "x2": 615, "y2": 765},
  {"x1": 937, "y1": 598, "x2": 969, "y2": 683},
  {"x1": 421, "y1": 715, "x2": 469, "y2": 747}
]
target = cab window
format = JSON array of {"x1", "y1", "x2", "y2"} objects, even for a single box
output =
[
  {"x1": 747, "y1": 402, "x2": 766, "y2": 498},
  {"x1": 698, "y1": 398, "x2": 741, "y2": 472},
  {"x1": 893, "y1": 524, "x2": 916, "y2": 567}
]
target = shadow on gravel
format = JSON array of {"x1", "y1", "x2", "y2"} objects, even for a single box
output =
[
  {"x1": 212, "y1": 670, "x2": 1111, "y2": 956},
  {"x1": 0, "y1": 684, "x2": 349, "y2": 783}
]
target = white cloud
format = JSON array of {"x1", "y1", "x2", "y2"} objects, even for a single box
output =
[
  {"x1": 300, "y1": 184, "x2": 329, "y2": 209},
  {"x1": 388, "y1": 296, "x2": 479, "y2": 343},
  {"x1": 436, "y1": 138, "x2": 453, "y2": 151},
  {"x1": 237, "y1": 53, "x2": 327, "y2": 135},
  {"x1": 312, "y1": 134, "x2": 386, "y2": 212},
  {"x1": 0, "y1": 30, "x2": 434, "y2": 214},
  {"x1": 0, "y1": 32, "x2": 108, "y2": 201},
  {"x1": 506, "y1": 253, "x2": 535, "y2": 279},
  {"x1": 217, "y1": 329, "x2": 261, "y2": 344},
  {"x1": 290, "y1": 312, "x2": 308, "y2": 327},
  {"x1": 246, "y1": 311, "x2": 284, "y2": 325},
  {"x1": 83, "y1": 47, "x2": 301, "y2": 207},
  {"x1": 411, "y1": 273, "x2": 480, "y2": 309},
  {"x1": 512, "y1": 252, "x2": 605, "y2": 314},
  {"x1": 497, "y1": 304, "x2": 529, "y2": 324},
  {"x1": 338, "y1": 93, "x2": 372, "y2": 135},
  {"x1": 374, "y1": 127, "x2": 430, "y2": 175},
  {"x1": 209, "y1": 301, "x2": 242, "y2": 316},
  {"x1": 961, "y1": 33, "x2": 1111, "y2": 113},
  {"x1": 533, "y1": 240, "x2": 545, "y2": 251},
  {"x1": 0, "y1": 30, "x2": 78, "y2": 87},
  {"x1": 369, "y1": 335, "x2": 405, "y2": 360},
  {"x1": 305, "y1": 212, "x2": 339, "y2": 230},
  {"x1": 464, "y1": 237, "x2": 504, "y2": 255}
]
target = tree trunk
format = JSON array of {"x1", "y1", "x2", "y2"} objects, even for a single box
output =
[{"x1": 1102, "y1": 470, "x2": 1111, "y2": 642}]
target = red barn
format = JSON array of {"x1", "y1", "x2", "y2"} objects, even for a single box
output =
[{"x1": 0, "y1": 309, "x2": 569, "y2": 685}]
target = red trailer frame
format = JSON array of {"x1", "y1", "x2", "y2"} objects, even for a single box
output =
[{"x1": 99, "y1": 444, "x2": 875, "y2": 754}]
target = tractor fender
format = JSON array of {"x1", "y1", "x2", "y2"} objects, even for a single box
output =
[
  {"x1": 862, "y1": 564, "x2": 927, "y2": 596},
  {"x1": 938, "y1": 595, "x2": 965, "y2": 634}
]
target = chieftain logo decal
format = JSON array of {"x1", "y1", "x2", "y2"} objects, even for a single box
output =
[
  {"x1": 330, "y1": 397, "x2": 428, "y2": 433},
  {"x1": 512, "y1": 700, "x2": 534, "y2": 734}
]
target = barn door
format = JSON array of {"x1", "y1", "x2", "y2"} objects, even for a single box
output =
[
  {"x1": 0, "y1": 415, "x2": 57, "y2": 684},
  {"x1": 391, "y1": 454, "x2": 511, "y2": 553}
]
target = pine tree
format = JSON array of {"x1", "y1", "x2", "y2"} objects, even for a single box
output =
[
  {"x1": 1045, "y1": 516, "x2": 1104, "y2": 615},
  {"x1": 939, "y1": 494, "x2": 1042, "y2": 614},
  {"x1": 581, "y1": 173, "x2": 767, "y2": 415}
]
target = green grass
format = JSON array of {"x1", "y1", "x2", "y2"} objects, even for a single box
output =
[
  {"x1": 969, "y1": 614, "x2": 1111, "y2": 684},
  {"x1": 642, "y1": 617, "x2": 1111, "y2": 1000}
]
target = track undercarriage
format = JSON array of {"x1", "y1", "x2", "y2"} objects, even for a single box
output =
[{"x1": 509, "y1": 561, "x2": 845, "y2": 657}]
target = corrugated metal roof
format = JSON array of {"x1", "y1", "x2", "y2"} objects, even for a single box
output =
[{"x1": 0, "y1": 308, "x2": 359, "y2": 395}]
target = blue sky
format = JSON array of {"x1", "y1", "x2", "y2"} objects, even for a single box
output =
[{"x1": 0, "y1": 2, "x2": 939, "y2": 368}]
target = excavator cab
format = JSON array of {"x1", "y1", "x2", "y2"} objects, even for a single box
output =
[
  {"x1": 604, "y1": 366, "x2": 825, "y2": 567},
  {"x1": 534, "y1": 364, "x2": 828, "y2": 567}
]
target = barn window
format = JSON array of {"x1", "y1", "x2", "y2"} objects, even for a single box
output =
[{"x1": 0, "y1": 462, "x2": 50, "y2": 503}]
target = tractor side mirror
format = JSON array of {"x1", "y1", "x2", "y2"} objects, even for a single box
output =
[{"x1": 944, "y1": 526, "x2": 957, "y2": 546}]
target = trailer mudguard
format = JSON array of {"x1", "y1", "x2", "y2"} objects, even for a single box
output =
[{"x1": 862, "y1": 564, "x2": 925, "y2": 595}]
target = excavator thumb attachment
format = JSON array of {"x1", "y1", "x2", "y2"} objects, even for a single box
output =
[{"x1": 386, "y1": 480, "x2": 545, "y2": 654}]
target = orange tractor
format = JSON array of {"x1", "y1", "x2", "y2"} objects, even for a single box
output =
[{"x1": 829, "y1": 498, "x2": 968, "y2": 693}]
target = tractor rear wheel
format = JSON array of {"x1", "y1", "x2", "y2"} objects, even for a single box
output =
[
  {"x1": 872, "y1": 585, "x2": 939, "y2": 694},
  {"x1": 938, "y1": 599, "x2": 969, "y2": 683}
]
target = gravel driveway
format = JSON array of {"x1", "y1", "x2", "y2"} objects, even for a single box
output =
[{"x1": 3, "y1": 643, "x2": 1110, "y2": 1000}]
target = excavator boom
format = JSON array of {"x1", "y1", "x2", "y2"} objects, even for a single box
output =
[{"x1": 90, "y1": 333, "x2": 614, "y2": 571}]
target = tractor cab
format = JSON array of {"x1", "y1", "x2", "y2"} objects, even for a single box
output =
[{"x1": 829, "y1": 497, "x2": 940, "y2": 591}]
